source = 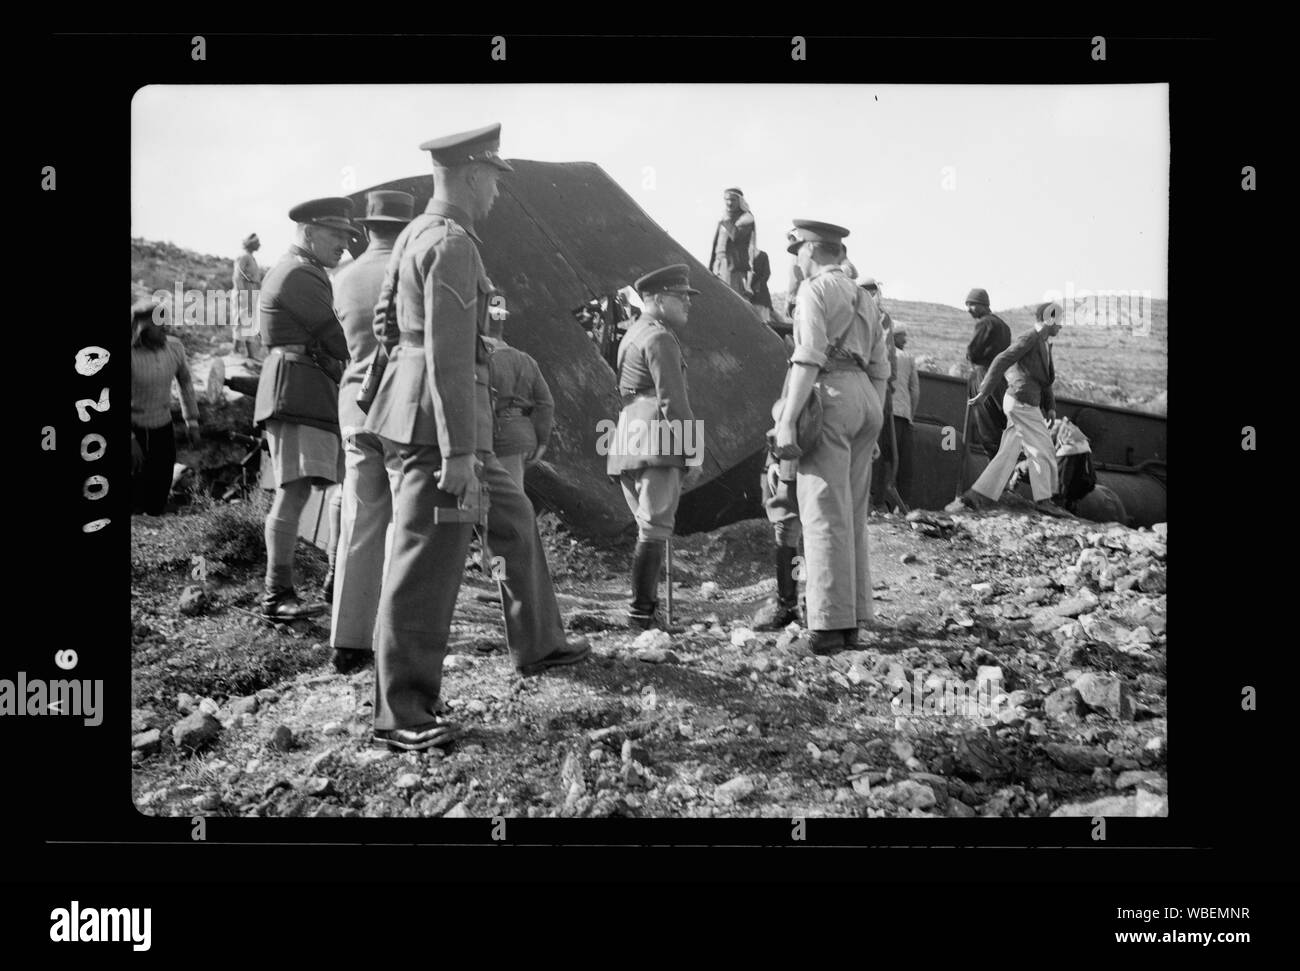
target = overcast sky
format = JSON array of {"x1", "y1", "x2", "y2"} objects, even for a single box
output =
[{"x1": 132, "y1": 83, "x2": 1168, "y2": 308}]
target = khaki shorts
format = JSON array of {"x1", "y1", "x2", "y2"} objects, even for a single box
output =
[{"x1": 265, "y1": 419, "x2": 344, "y2": 488}]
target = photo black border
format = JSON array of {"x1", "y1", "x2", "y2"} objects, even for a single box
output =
[{"x1": 19, "y1": 27, "x2": 1283, "y2": 892}]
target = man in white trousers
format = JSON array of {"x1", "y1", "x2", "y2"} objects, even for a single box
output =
[{"x1": 948, "y1": 301, "x2": 1072, "y2": 518}]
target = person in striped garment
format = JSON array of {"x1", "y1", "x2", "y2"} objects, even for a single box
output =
[{"x1": 131, "y1": 299, "x2": 200, "y2": 515}]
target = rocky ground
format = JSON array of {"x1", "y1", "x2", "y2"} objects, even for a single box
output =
[{"x1": 132, "y1": 499, "x2": 1168, "y2": 820}]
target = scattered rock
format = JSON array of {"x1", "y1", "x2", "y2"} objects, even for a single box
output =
[
  {"x1": 731, "y1": 628, "x2": 758, "y2": 648},
  {"x1": 395, "y1": 773, "x2": 422, "y2": 790},
  {"x1": 1073, "y1": 672, "x2": 1134, "y2": 720},
  {"x1": 1051, "y1": 794, "x2": 1135, "y2": 817},
  {"x1": 637, "y1": 648, "x2": 679, "y2": 664},
  {"x1": 322, "y1": 722, "x2": 347, "y2": 736},
  {"x1": 178, "y1": 585, "x2": 208, "y2": 616},
  {"x1": 355, "y1": 749, "x2": 391, "y2": 767},
  {"x1": 176, "y1": 692, "x2": 197, "y2": 715},
  {"x1": 1137, "y1": 567, "x2": 1166, "y2": 594},
  {"x1": 714, "y1": 775, "x2": 756, "y2": 804},
  {"x1": 632, "y1": 629, "x2": 673, "y2": 652},
  {"x1": 871, "y1": 780, "x2": 937, "y2": 812},
  {"x1": 256, "y1": 689, "x2": 280, "y2": 703},
  {"x1": 621, "y1": 739, "x2": 651, "y2": 766},
  {"x1": 172, "y1": 712, "x2": 222, "y2": 753},
  {"x1": 443, "y1": 802, "x2": 472, "y2": 818},
  {"x1": 1115, "y1": 770, "x2": 1164, "y2": 790},
  {"x1": 952, "y1": 730, "x2": 1012, "y2": 781},
  {"x1": 268, "y1": 725, "x2": 295, "y2": 752},
  {"x1": 231, "y1": 695, "x2": 260, "y2": 716},
  {"x1": 1044, "y1": 742, "x2": 1112, "y2": 773},
  {"x1": 700, "y1": 581, "x2": 719, "y2": 599},
  {"x1": 304, "y1": 776, "x2": 336, "y2": 797},
  {"x1": 132, "y1": 729, "x2": 162, "y2": 756},
  {"x1": 1054, "y1": 589, "x2": 1101, "y2": 618},
  {"x1": 900, "y1": 553, "x2": 918, "y2": 565}
]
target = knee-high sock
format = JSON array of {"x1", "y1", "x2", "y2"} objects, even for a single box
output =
[{"x1": 265, "y1": 490, "x2": 304, "y2": 590}]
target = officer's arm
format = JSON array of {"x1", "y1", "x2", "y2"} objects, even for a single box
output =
[
  {"x1": 909, "y1": 358, "x2": 921, "y2": 415},
  {"x1": 284, "y1": 266, "x2": 349, "y2": 360},
  {"x1": 371, "y1": 234, "x2": 407, "y2": 351},
  {"x1": 862, "y1": 298, "x2": 890, "y2": 406},
  {"x1": 645, "y1": 332, "x2": 694, "y2": 426},
  {"x1": 781, "y1": 281, "x2": 829, "y2": 425},
  {"x1": 529, "y1": 358, "x2": 555, "y2": 446},
  {"x1": 422, "y1": 235, "x2": 480, "y2": 457},
  {"x1": 979, "y1": 330, "x2": 1033, "y2": 399}
]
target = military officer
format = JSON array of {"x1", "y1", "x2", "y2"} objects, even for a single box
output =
[
  {"x1": 328, "y1": 190, "x2": 414, "y2": 674},
  {"x1": 364, "y1": 123, "x2": 589, "y2": 752},
  {"x1": 484, "y1": 311, "x2": 555, "y2": 490},
  {"x1": 607, "y1": 264, "x2": 699, "y2": 630},
  {"x1": 776, "y1": 221, "x2": 890, "y2": 654},
  {"x1": 254, "y1": 197, "x2": 360, "y2": 619}
]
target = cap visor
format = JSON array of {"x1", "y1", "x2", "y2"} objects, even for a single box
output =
[
  {"x1": 359, "y1": 216, "x2": 412, "y2": 226},
  {"x1": 490, "y1": 157, "x2": 514, "y2": 172},
  {"x1": 786, "y1": 241, "x2": 802, "y2": 255}
]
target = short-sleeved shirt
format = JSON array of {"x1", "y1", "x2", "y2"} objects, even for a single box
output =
[{"x1": 791, "y1": 264, "x2": 890, "y2": 382}]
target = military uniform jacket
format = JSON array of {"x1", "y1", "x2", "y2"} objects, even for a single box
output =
[
  {"x1": 333, "y1": 239, "x2": 393, "y2": 431},
  {"x1": 607, "y1": 314, "x2": 694, "y2": 473},
  {"x1": 363, "y1": 201, "x2": 494, "y2": 456},
  {"x1": 254, "y1": 246, "x2": 348, "y2": 433},
  {"x1": 486, "y1": 338, "x2": 554, "y2": 456}
]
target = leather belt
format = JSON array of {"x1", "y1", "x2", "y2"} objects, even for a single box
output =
[
  {"x1": 620, "y1": 390, "x2": 657, "y2": 406},
  {"x1": 270, "y1": 346, "x2": 315, "y2": 366},
  {"x1": 497, "y1": 407, "x2": 529, "y2": 417},
  {"x1": 823, "y1": 357, "x2": 867, "y2": 373},
  {"x1": 398, "y1": 332, "x2": 424, "y2": 348}
]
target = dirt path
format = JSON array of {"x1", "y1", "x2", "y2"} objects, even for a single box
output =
[{"x1": 132, "y1": 507, "x2": 1167, "y2": 819}]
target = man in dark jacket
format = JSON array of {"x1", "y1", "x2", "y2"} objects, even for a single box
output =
[
  {"x1": 254, "y1": 197, "x2": 360, "y2": 619},
  {"x1": 964, "y1": 287, "x2": 1011, "y2": 450}
]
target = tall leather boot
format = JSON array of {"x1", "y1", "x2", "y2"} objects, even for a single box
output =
[
  {"x1": 752, "y1": 545, "x2": 800, "y2": 630},
  {"x1": 262, "y1": 564, "x2": 317, "y2": 621},
  {"x1": 627, "y1": 540, "x2": 664, "y2": 629}
]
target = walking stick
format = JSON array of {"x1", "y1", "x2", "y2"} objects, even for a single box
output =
[
  {"x1": 665, "y1": 537, "x2": 674, "y2": 626},
  {"x1": 954, "y1": 396, "x2": 974, "y2": 500},
  {"x1": 882, "y1": 410, "x2": 909, "y2": 514}
]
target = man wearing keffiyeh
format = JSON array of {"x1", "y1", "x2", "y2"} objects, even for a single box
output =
[{"x1": 709, "y1": 187, "x2": 759, "y2": 297}]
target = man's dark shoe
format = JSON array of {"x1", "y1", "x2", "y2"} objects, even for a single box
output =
[
  {"x1": 627, "y1": 607, "x2": 684, "y2": 634},
  {"x1": 1035, "y1": 498, "x2": 1073, "y2": 519},
  {"x1": 261, "y1": 589, "x2": 323, "y2": 621},
  {"x1": 321, "y1": 568, "x2": 335, "y2": 603},
  {"x1": 752, "y1": 597, "x2": 800, "y2": 631},
  {"x1": 754, "y1": 544, "x2": 800, "y2": 630},
  {"x1": 944, "y1": 490, "x2": 987, "y2": 514},
  {"x1": 810, "y1": 630, "x2": 847, "y2": 655},
  {"x1": 518, "y1": 636, "x2": 592, "y2": 676},
  {"x1": 332, "y1": 647, "x2": 371, "y2": 675},
  {"x1": 374, "y1": 720, "x2": 460, "y2": 752}
]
